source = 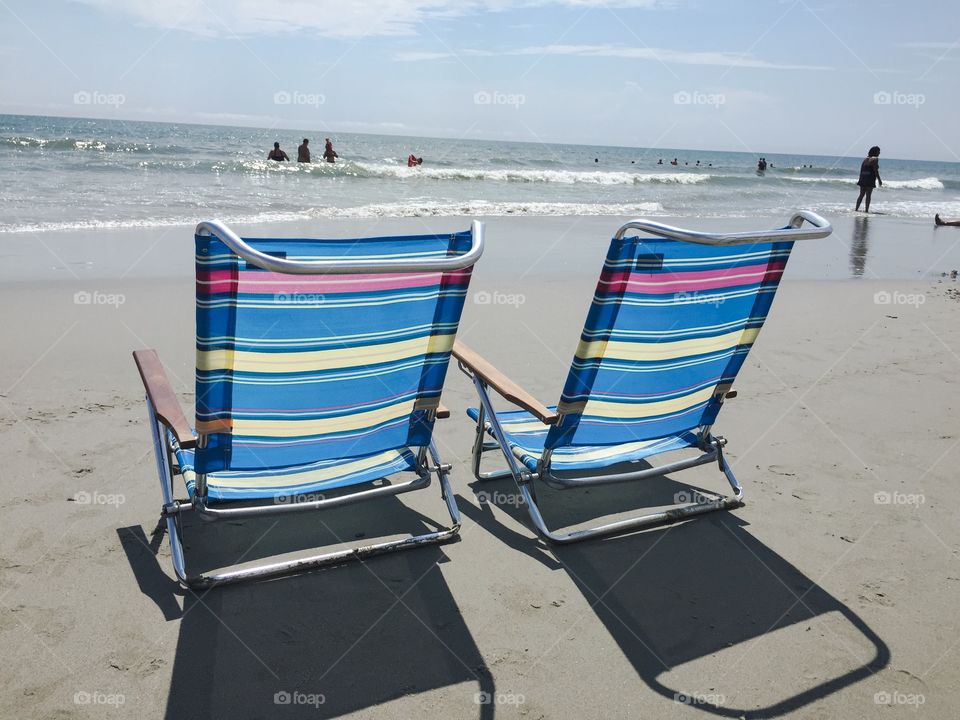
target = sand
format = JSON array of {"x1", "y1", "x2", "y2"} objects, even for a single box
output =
[{"x1": 0, "y1": 215, "x2": 958, "y2": 719}]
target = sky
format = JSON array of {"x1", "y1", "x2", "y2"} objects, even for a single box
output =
[{"x1": 0, "y1": 0, "x2": 958, "y2": 160}]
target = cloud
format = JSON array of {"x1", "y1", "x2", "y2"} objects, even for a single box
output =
[
  {"x1": 76, "y1": 0, "x2": 664, "y2": 39},
  {"x1": 396, "y1": 43, "x2": 833, "y2": 70}
]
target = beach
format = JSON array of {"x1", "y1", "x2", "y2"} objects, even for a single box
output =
[{"x1": 1, "y1": 213, "x2": 958, "y2": 718}]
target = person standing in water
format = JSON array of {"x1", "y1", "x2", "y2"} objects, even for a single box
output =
[
  {"x1": 297, "y1": 138, "x2": 310, "y2": 163},
  {"x1": 267, "y1": 142, "x2": 289, "y2": 161},
  {"x1": 323, "y1": 138, "x2": 339, "y2": 163},
  {"x1": 855, "y1": 146, "x2": 882, "y2": 213}
]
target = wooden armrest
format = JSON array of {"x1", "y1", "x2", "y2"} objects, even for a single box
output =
[
  {"x1": 133, "y1": 349, "x2": 197, "y2": 449},
  {"x1": 436, "y1": 403, "x2": 450, "y2": 419},
  {"x1": 452, "y1": 340, "x2": 558, "y2": 424}
]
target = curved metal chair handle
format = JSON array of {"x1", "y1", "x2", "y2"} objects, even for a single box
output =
[
  {"x1": 614, "y1": 210, "x2": 832, "y2": 246},
  {"x1": 196, "y1": 219, "x2": 485, "y2": 274}
]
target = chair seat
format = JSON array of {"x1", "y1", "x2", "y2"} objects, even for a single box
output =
[
  {"x1": 466, "y1": 407, "x2": 702, "y2": 472},
  {"x1": 172, "y1": 433, "x2": 418, "y2": 503}
]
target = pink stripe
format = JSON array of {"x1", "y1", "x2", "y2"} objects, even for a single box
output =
[
  {"x1": 197, "y1": 268, "x2": 471, "y2": 296},
  {"x1": 599, "y1": 261, "x2": 785, "y2": 295}
]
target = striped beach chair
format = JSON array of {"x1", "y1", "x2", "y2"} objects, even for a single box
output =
[
  {"x1": 456, "y1": 212, "x2": 831, "y2": 543},
  {"x1": 134, "y1": 220, "x2": 484, "y2": 587}
]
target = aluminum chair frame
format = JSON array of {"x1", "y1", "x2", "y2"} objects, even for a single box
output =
[
  {"x1": 136, "y1": 220, "x2": 484, "y2": 588},
  {"x1": 457, "y1": 211, "x2": 831, "y2": 544}
]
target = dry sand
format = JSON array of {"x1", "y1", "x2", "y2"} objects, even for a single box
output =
[{"x1": 0, "y1": 216, "x2": 958, "y2": 719}]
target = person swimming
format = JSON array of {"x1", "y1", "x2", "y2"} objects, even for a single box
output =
[
  {"x1": 323, "y1": 138, "x2": 339, "y2": 163},
  {"x1": 268, "y1": 142, "x2": 289, "y2": 162},
  {"x1": 670, "y1": 158, "x2": 678, "y2": 166},
  {"x1": 407, "y1": 154, "x2": 423, "y2": 167},
  {"x1": 297, "y1": 138, "x2": 310, "y2": 163}
]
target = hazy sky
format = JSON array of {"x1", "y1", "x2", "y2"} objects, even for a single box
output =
[{"x1": 1, "y1": 1, "x2": 957, "y2": 160}]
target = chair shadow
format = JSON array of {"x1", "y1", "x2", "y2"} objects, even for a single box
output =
[
  {"x1": 119, "y1": 494, "x2": 495, "y2": 720},
  {"x1": 459, "y1": 473, "x2": 890, "y2": 719}
]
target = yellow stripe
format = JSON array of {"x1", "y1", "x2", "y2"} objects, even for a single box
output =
[
  {"x1": 198, "y1": 333, "x2": 455, "y2": 373},
  {"x1": 581, "y1": 385, "x2": 715, "y2": 420},
  {"x1": 185, "y1": 449, "x2": 406, "y2": 489},
  {"x1": 575, "y1": 327, "x2": 760, "y2": 363},
  {"x1": 226, "y1": 400, "x2": 415, "y2": 437}
]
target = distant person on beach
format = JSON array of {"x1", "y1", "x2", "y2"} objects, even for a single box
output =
[
  {"x1": 268, "y1": 142, "x2": 288, "y2": 162},
  {"x1": 855, "y1": 146, "x2": 882, "y2": 213},
  {"x1": 323, "y1": 138, "x2": 338, "y2": 163},
  {"x1": 407, "y1": 154, "x2": 423, "y2": 167},
  {"x1": 935, "y1": 214, "x2": 960, "y2": 227},
  {"x1": 297, "y1": 138, "x2": 310, "y2": 163}
]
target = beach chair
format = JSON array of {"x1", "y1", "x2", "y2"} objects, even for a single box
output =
[
  {"x1": 133, "y1": 220, "x2": 484, "y2": 587},
  {"x1": 456, "y1": 211, "x2": 831, "y2": 543}
]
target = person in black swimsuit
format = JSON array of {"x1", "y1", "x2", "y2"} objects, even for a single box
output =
[
  {"x1": 855, "y1": 146, "x2": 882, "y2": 212},
  {"x1": 268, "y1": 142, "x2": 289, "y2": 162}
]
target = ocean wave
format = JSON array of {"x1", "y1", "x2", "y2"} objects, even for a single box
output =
[
  {"x1": 781, "y1": 175, "x2": 944, "y2": 190},
  {"x1": 212, "y1": 159, "x2": 713, "y2": 185},
  {"x1": 0, "y1": 201, "x2": 665, "y2": 233},
  {"x1": 2, "y1": 135, "x2": 180, "y2": 154}
]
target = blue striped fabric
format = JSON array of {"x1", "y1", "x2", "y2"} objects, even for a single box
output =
[
  {"x1": 189, "y1": 230, "x2": 474, "y2": 501},
  {"x1": 543, "y1": 234, "x2": 794, "y2": 452}
]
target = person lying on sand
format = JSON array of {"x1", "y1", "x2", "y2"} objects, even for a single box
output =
[{"x1": 935, "y1": 214, "x2": 960, "y2": 227}]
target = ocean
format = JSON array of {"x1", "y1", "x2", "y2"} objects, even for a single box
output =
[{"x1": 2, "y1": 114, "x2": 959, "y2": 235}]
